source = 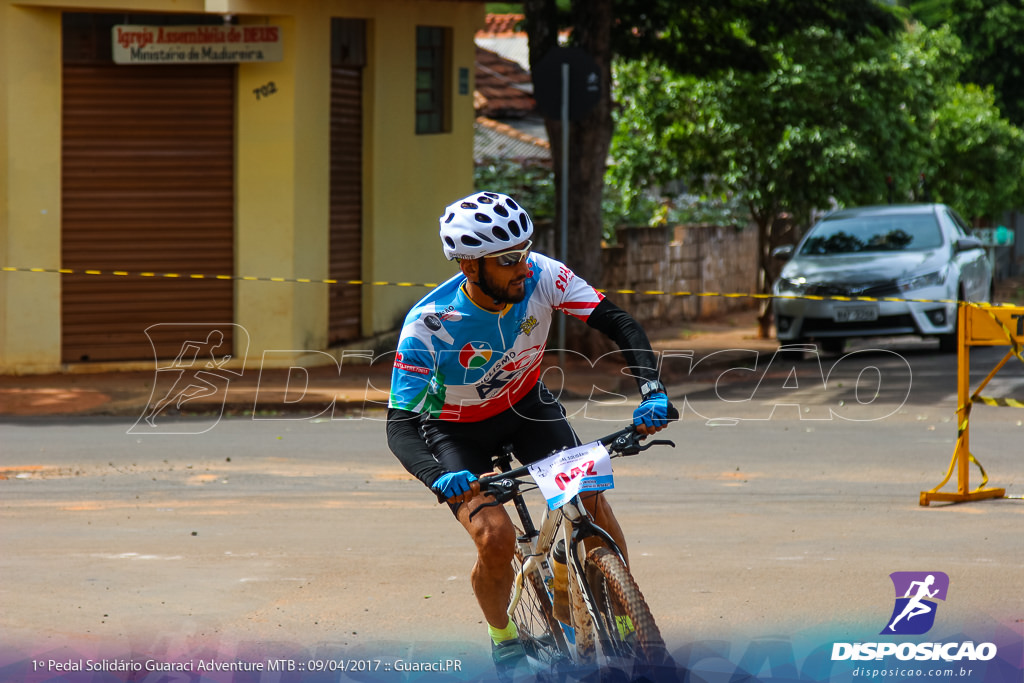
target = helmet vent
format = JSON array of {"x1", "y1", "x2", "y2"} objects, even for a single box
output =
[{"x1": 439, "y1": 191, "x2": 534, "y2": 261}]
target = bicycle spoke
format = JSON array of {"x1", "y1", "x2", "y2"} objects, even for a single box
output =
[{"x1": 510, "y1": 538, "x2": 571, "y2": 673}]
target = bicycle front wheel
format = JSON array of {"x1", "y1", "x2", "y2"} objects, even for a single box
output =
[
  {"x1": 511, "y1": 544, "x2": 571, "y2": 670},
  {"x1": 585, "y1": 547, "x2": 671, "y2": 667}
]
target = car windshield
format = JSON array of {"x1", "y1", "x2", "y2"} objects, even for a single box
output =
[{"x1": 799, "y1": 214, "x2": 943, "y2": 255}]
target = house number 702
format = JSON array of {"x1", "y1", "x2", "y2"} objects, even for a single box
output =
[{"x1": 253, "y1": 81, "x2": 277, "y2": 100}]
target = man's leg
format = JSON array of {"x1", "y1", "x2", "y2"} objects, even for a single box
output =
[{"x1": 454, "y1": 495, "x2": 517, "y2": 629}]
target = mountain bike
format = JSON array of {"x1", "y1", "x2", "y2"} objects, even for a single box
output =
[{"x1": 472, "y1": 425, "x2": 677, "y2": 678}]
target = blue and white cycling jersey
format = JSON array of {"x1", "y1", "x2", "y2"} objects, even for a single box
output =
[{"x1": 389, "y1": 252, "x2": 604, "y2": 422}]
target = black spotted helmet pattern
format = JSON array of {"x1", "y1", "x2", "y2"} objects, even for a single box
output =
[{"x1": 438, "y1": 191, "x2": 534, "y2": 260}]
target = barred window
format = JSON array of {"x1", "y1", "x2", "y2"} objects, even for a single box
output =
[{"x1": 415, "y1": 26, "x2": 450, "y2": 135}]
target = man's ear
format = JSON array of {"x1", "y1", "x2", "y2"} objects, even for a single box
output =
[{"x1": 459, "y1": 259, "x2": 479, "y2": 280}]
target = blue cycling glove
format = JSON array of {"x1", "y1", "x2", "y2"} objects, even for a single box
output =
[
  {"x1": 633, "y1": 391, "x2": 672, "y2": 431},
  {"x1": 431, "y1": 470, "x2": 478, "y2": 500}
]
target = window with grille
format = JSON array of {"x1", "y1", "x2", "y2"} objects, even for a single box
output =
[{"x1": 415, "y1": 25, "x2": 450, "y2": 134}]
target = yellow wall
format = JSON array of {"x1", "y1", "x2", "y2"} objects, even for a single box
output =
[
  {"x1": 235, "y1": 12, "x2": 333, "y2": 358},
  {"x1": 356, "y1": 1, "x2": 482, "y2": 335},
  {"x1": 0, "y1": 5, "x2": 63, "y2": 373},
  {"x1": 0, "y1": 0, "x2": 484, "y2": 373}
]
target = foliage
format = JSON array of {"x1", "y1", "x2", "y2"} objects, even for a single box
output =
[
  {"x1": 474, "y1": 158, "x2": 556, "y2": 222},
  {"x1": 911, "y1": 0, "x2": 1024, "y2": 127},
  {"x1": 609, "y1": 22, "x2": 1021, "y2": 226},
  {"x1": 519, "y1": 0, "x2": 903, "y2": 293},
  {"x1": 926, "y1": 83, "x2": 1024, "y2": 219},
  {"x1": 611, "y1": 0, "x2": 903, "y2": 78},
  {"x1": 608, "y1": 19, "x2": 1024, "y2": 338}
]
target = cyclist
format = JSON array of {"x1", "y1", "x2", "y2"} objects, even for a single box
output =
[{"x1": 385, "y1": 191, "x2": 676, "y2": 678}]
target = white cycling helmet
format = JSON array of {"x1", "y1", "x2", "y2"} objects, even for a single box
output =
[{"x1": 439, "y1": 191, "x2": 534, "y2": 261}]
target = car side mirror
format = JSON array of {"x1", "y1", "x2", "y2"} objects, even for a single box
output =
[
  {"x1": 771, "y1": 245, "x2": 795, "y2": 261},
  {"x1": 955, "y1": 236, "x2": 984, "y2": 252}
]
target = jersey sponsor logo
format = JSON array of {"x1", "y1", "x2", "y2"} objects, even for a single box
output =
[
  {"x1": 518, "y1": 314, "x2": 540, "y2": 336},
  {"x1": 474, "y1": 344, "x2": 543, "y2": 399},
  {"x1": 393, "y1": 352, "x2": 430, "y2": 376},
  {"x1": 437, "y1": 304, "x2": 462, "y2": 323},
  {"x1": 458, "y1": 342, "x2": 492, "y2": 370},
  {"x1": 418, "y1": 311, "x2": 454, "y2": 344},
  {"x1": 555, "y1": 264, "x2": 574, "y2": 292}
]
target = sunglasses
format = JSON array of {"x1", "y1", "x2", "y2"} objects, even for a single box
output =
[{"x1": 488, "y1": 240, "x2": 532, "y2": 267}]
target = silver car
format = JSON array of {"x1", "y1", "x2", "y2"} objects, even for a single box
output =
[{"x1": 772, "y1": 204, "x2": 992, "y2": 353}]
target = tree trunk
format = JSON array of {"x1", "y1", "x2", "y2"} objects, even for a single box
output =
[
  {"x1": 525, "y1": 0, "x2": 615, "y2": 357},
  {"x1": 753, "y1": 207, "x2": 775, "y2": 340}
]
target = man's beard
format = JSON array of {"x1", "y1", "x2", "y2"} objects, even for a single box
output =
[{"x1": 476, "y1": 259, "x2": 526, "y2": 305}]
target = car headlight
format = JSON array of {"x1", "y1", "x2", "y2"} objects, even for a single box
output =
[
  {"x1": 775, "y1": 276, "x2": 809, "y2": 296},
  {"x1": 897, "y1": 269, "x2": 947, "y2": 292}
]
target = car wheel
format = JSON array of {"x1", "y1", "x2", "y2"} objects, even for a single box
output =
[
  {"x1": 938, "y1": 331, "x2": 958, "y2": 353},
  {"x1": 819, "y1": 338, "x2": 845, "y2": 355}
]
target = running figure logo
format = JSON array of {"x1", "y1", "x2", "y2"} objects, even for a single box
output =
[
  {"x1": 882, "y1": 571, "x2": 949, "y2": 635},
  {"x1": 129, "y1": 324, "x2": 248, "y2": 435}
]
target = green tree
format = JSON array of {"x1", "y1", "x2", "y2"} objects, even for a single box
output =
[
  {"x1": 519, "y1": 0, "x2": 901, "y2": 301},
  {"x1": 609, "y1": 25, "x2": 970, "y2": 335},
  {"x1": 911, "y1": 0, "x2": 1024, "y2": 127},
  {"x1": 926, "y1": 83, "x2": 1024, "y2": 220}
]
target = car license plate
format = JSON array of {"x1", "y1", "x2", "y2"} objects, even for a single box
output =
[{"x1": 833, "y1": 305, "x2": 878, "y2": 323}]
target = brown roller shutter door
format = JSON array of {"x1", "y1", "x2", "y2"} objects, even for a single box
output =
[
  {"x1": 328, "y1": 65, "x2": 364, "y2": 345},
  {"x1": 61, "y1": 64, "x2": 235, "y2": 363}
]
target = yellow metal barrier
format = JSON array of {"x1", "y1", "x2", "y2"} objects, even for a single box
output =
[{"x1": 920, "y1": 303, "x2": 1024, "y2": 506}]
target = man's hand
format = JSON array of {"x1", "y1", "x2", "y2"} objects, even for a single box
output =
[
  {"x1": 633, "y1": 392, "x2": 676, "y2": 435},
  {"x1": 431, "y1": 470, "x2": 480, "y2": 504}
]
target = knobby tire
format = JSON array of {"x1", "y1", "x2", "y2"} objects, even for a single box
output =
[{"x1": 585, "y1": 547, "x2": 672, "y2": 668}]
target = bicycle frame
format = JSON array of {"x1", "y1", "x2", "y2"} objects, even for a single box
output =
[{"x1": 491, "y1": 440, "x2": 638, "y2": 663}]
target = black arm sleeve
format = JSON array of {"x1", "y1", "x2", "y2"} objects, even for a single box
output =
[
  {"x1": 386, "y1": 408, "x2": 447, "y2": 490},
  {"x1": 585, "y1": 298, "x2": 660, "y2": 391}
]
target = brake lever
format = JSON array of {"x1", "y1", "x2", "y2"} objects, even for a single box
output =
[
  {"x1": 639, "y1": 438, "x2": 675, "y2": 451},
  {"x1": 611, "y1": 433, "x2": 676, "y2": 456},
  {"x1": 467, "y1": 479, "x2": 516, "y2": 520},
  {"x1": 468, "y1": 497, "x2": 503, "y2": 520}
]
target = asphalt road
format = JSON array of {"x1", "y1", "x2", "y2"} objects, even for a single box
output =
[{"x1": 2, "y1": 343, "x2": 1022, "y2": 681}]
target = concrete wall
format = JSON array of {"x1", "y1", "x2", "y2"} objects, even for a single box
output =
[{"x1": 601, "y1": 223, "x2": 760, "y2": 328}]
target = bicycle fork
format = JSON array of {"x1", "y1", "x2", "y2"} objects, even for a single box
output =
[{"x1": 562, "y1": 499, "x2": 629, "y2": 663}]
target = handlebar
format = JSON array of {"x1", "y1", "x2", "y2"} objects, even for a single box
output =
[{"x1": 475, "y1": 425, "x2": 675, "y2": 498}]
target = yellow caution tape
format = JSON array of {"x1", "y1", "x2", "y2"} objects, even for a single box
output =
[
  {"x1": 974, "y1": 396, "x2": 1024, "y2": 409},
  {"x1": 6, "y1": 265, "x2": 1022, "y2": 307},
  {"x1": 924, "y1": 410, "x2": 991, "y2": 496},
  {"x1": 0, "y1": 266, "x2": 440, "y2": 289}
]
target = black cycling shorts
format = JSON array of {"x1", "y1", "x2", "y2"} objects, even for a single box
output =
[{"x1": 419, "y1": 381, "x2": 580, "y2": 479}]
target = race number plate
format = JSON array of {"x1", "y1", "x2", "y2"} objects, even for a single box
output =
[
  {"x1": 833, "y1": 304, "x2": 878, "y2": 323},
  {"x1": 528, "y1": 441, "x2": 614, "y2": 510}
]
